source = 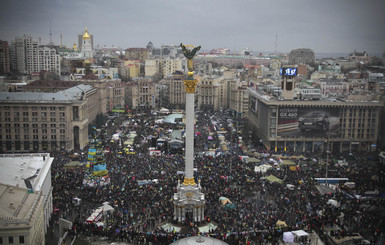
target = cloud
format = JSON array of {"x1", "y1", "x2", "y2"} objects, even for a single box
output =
[{"x1": 0, "y1": 0, "x2": 384, "y2": 54}]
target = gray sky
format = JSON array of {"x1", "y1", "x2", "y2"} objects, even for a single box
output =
[{"x1": 1, "y1": 0, "x2": 384, "y2": 54}]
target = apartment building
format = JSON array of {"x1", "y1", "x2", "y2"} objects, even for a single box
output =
[{"x1": 9, "y1": 35, "x2": 60, "y2": 75}]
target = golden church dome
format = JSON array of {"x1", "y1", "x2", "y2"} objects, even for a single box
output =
[
  {"x1": 73, "y1": 42, "x2": 78, "y2": 51},
  {"x1": 82, "y1": 27, "x2": 91, "y2": 40}
]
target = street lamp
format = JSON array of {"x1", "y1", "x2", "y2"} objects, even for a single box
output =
[{"x1": 325, "y1": 140, "x2": 330, "y2": 187}]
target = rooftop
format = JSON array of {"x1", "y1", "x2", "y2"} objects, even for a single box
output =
[
  {"x1": 0, "y1": 84, "x2": 95, "y2": 103},
  {"x1": 0, "y1": 153, "x2": 53, "y2": 192}
]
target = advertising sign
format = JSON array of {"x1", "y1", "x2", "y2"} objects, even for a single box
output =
[{"x1": 277, "y1": 107, "x2": 340, "y2": 138}]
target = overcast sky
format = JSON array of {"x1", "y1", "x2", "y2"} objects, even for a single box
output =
[{"x1": 1, "y1": 0, "x2": 384, "y2": 55}]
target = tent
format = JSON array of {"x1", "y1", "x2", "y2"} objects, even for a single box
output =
[
  {"x1": 99, "y1": 202, "x2": 115, "y2": 216},
  {"x1": 281, "y1": 160, "x2": 296, "y2": 166},
  {"x1": 254, "y1": 164, "x2": 272, "y2": 173},
  {"x1": 64, "y1": 161, "x2": 82, "y2": 169},
  {"x1": 246, "y1": 157, "x2": 260, "y2": 163},
  {"x1": 292, "y1": 230, "x2": 309, "y2": 238},
  {"x1": 283, "y1": 232, "x2": 295, "y2": 243},
  {"x1": 265, "y1": 175, "x2": 283, "y2": 183},
  {"x1": 219, "y1": 197, "x2": 232, "y2": 205},
  {"x1": 276, "y1": 220, "x2": 288, "y2": 228}
]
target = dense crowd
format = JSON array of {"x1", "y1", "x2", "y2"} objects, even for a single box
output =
[{"x1": 49, "y1": 111, "x2": 385, "y2": 244}]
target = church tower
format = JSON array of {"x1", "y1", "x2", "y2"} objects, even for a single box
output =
[{"x1": 81, "y1": 27, "x2": 93, "y2": 58}]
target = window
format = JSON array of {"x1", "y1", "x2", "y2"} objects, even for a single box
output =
[
  {"x1": 5, "y1": 123, "x2": 10, "y2": 128},
  {"x1": 32, "y1": 112, "x2": 38, "y2": 116},
  {"x1": 41, "y1": 106, "x2": 46, "y2": 110},
  {"x1": 50, "y1": 106, "x2": 56, "y2": 110},
  {"x1": 59, "y1": 124, "x2": 65, "y2": 128},
  {"x1": 19, "y1": 236, "x2": 24, "y2": 244},
  {"x1": 6, "y1": 135, "x2": 11, "y2": 139},
  {"x1": 23, "y1": 112, "x2": 29, "y2": 116},
  {"x1": 32, "y1": 106, "x2": 37, "y2": 110},
  {"x1": 51, "y1": 129, "x2": 56, "y2": 133},
  {"x1": 59, "y1": 112, "x2": 65, "y2": 117},
  {"x1": 6, "y1": 129, "x2": 11, "y2": 133},
  {"x1": 59, "y1": 107, "x2": 65, "y2": 111},
  {"x1": 33, "y1": 129, "x2": 38, "y2": 133},
  {"x1": 24, "y1": 129, "x2": 29, "y2": 134},
  {"x1": 41, "y1": 112, "x2": 47, "y2": 117},
  {"x1": 13, "y1": 106, "x2": 19, "y2": 110},
  {"x1": 32, "y1": 124, "x2": 38, "y2": 128},
  {"x1": 15, "y1": 129, "x2": 20, "y2": 133},
  {"x1": 60, "y1": 135, "x2": 65, "y2": 140},
  {"x1": 50, "y1": 124, "x2": 56, "y2": 128},
  {"x1": 14, "y1": 123, "x2": 20, "y2": 128},
  {"x1": 23, "y1": 124, "x2": 29, "y2": 128},
  {"x1": 60, "y1": 129, "x2": 65, "y2": 133},
  {"x1": 51, "y1": 135, "x2": 56, "y2": 140},
  {"x1": 50, "y1": 112, "x2": 56, "y2": 117},
  {"x1": 50, "y1": 118, "x2": 56, "y2": 122},
  {"x1": 42, "y1": 124, "x2": 47, "y2": 128},
  {"x1": 42, "y1": 129, "x2": 47, "y2": 133},
  {"x1": 33, "y1": 135, "x2": 39, "y2": 139},
  {"x1": 8, "y1": 236, "x2": 13, "y2": 244}
]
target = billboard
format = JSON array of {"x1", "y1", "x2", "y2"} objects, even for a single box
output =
[{"x1": 277, "y1": 107, "x2": 340, "y2": 138}]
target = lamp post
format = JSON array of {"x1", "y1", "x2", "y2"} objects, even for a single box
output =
[{"x1": 325, "y1": 140, "x2": 330, "y2": 187}]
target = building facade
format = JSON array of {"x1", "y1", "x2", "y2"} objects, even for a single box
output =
[
  {"x1": 125, "y1": 48, "x2": 148, "y2": 62},
  {"x1": 0, "y1": 40, "x2": 10, "y2": 75},
  {"x1": 9, "y1": 35, "x2": 60, "y2": 75},
  {"x1": 0, "y1": 84, "x2": 102, "y2": 152},
  {"x1": 248, "y1": 88, "x2": 383, "y2": 153},
  {"x1": 288, "y1": 48, "x2": 315, "y2": 65},
  {"x1": 126, "y1": 78, "x2": 156, "y2": 111}
]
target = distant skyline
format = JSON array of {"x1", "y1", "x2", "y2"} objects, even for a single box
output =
[{"x1": 1, "y1": 0, "x2": 384, "y2": 55}]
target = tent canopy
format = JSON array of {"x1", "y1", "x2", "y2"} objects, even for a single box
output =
[
  {"x1": 265, "y1": 175, "x2": 283, "y2": 183},
  {"x1": 246, "y1": 157, "x2": 260, "y2": 163},
  {"x1": 281, "y1": 160, "x2": 296, "y2": 166},
  {"x1": 292, "y1": 230, "x2": 309, "y2": 237},
  {"x1": 283, "y1": 232, "x2": 295, "y2": 243}
]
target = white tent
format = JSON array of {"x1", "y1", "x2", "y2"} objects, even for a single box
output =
[
  {"x1": 254, "y1": 164, "x2": 272, "y2": 173},
  {"x1": 292, "y1": 230, "x2": 309, "y2": 238},
  {"x1": 283, "y1": 232, "x2": 295, "y2": 243},
  {"x1": 99, "y1": 202, "x2": 115, "y2": 215},
  {"x1": 327, "y1": 199, "x2": 340, "y2": 207}
]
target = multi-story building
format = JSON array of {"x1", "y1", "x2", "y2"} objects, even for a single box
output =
[
  {"x1": 248, "y1": 85, "x2": 383, "y2": 153},
  {"x1": 145, "y1": 58, "x2": 183, "y2": 78},
  {"x1": 126, "y1": 78, "x2": 155, "y2": 111},
  {"x1": 288, "y1": 48, "x2": 315, "y2": 65},
  {"x1": 125, "y1": 48, "x2": 148, "y2": 63},
  {"x1": 0, "y1": 40, "x2": 10, "y2": 75},
  {"x1": 119, "y1": 60, "x2": 141, "y2": 79},
  {"x1": 0, "y1": 153, "x2": 53, "y2": 244},
  {"x1": 229, "y1": 80, "x2": 249, "y2": 118},
  {"x1": 164, "y1": 73, "x2": 186, "y2": 109},
  {"x1": 9, "y1": 35, "x2": 60, "y2": 75},
  {"x1": 0, "y1": 84, "x2": 102, "y2": 152},
  {"x1": 196, "y1": 75, "x2": 228, "y2": 111}
]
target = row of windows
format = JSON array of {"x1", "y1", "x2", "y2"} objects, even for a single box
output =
[
  {"x1": 2, "y1": 123, "x2": 66, "y2": 128},
  {"x1": 1, "y1": 106, "x2": 66, "y2": 111},
  {"x1": 3, "y1": 134, "x2": 66, "y2": 140}
]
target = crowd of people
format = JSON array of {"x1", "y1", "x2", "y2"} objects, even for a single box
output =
[{"x1": 49, "y1": 110, "x2": 385, "y2": 244}]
